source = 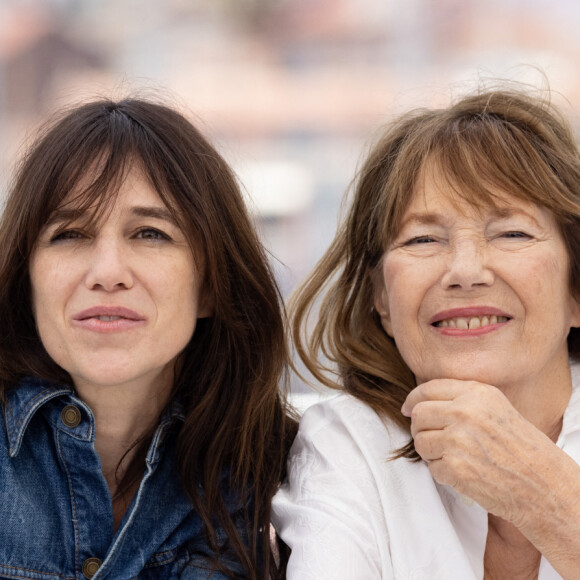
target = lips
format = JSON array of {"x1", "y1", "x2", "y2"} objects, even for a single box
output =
[
  {"x1": 73, "y1": 306, "x2": 145, "y2": 322},
  {"x1": 72, "y1": 306, "x2": 146, "y2": 333}
]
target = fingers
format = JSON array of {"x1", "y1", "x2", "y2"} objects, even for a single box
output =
[
  {"x1": 413, "y1": 428, "x2": 445, "y2": 462},
  {"x1": 401, "y1": 378, "x2": 469, "y2": 417},
  {"x1": 408, "y1": 400, "x2": 451, "y2": 437},
  {"x1": 400, "y1": 377, "x2": 569, "y2": 528},
  {"x1": 402, "y1": 379, "x2": 505, "y2": 465},
  {"x1": 402, "y1": 380, "x2": 470, "y2": 463}
]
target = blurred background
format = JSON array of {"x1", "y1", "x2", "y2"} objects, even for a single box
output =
[{"x1": 1, "y1": 0, "x2": 580, "y2": 398}]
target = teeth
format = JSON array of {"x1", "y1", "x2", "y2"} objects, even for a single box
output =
[
  {"x1": 468, "y1": 317, "x2": 481, "y2": 329},
  {"x1": 436, "y1": 315, "x2": 508, "y2": 329},
  {"x1": 97, "y1": 316, "x2": 121, "y2": 321}
]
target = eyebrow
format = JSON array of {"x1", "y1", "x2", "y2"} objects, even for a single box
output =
[
  {"x1": 399, "y1": 212, "x2": 446, "y2": 228},
  {"x1": 45, "y1": 208, "x2": 84, "y2": 228},
  {"x1": 488, "y1": 206, "x2": 543, "y2": 229},
  {"x1": 45, "y1": 205, "x2": 178, "y2": 228},
  {"x1": 400, "y1": 206, "x2": 541, "y2": 228},
  {"x1": 131, "y1": 206, "x2": 178, "y2": 225}
]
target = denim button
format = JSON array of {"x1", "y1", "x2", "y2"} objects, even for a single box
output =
[
  {"x1": 82, "y1": 557, "x2": 102, "y2": 578},
  {"x1": 61, "y1": 405, "x2": 81, "y2": 428}
]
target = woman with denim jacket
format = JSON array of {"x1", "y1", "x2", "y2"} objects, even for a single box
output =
[{"x1": 0, "y1": 98, "x2": 296, "y2": 579}]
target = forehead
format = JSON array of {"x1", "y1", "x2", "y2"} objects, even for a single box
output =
[{"x1": 403, "y1": 161, "x2": 550, "y2": 223}]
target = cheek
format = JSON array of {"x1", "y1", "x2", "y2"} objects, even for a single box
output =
[
  {"x1": 166, "y1": 283, "x2": 200, "y2": 356},
  {"x1": 523, "y1": 252, "x2": 556, "y2": 289},
  {"x1": 541, "y1": 254, "x2": 580, "y2": 326},
  {"x1": 518, "y1": 250, "x2": 569, "y2": 307},
  {"x1": 30, "y1": 257, "x2": 72, "y2": 308},
  {"x1": 382, "y1": 256, "x2": 427, "y2": 333},
  {"x1": 159, "y1": 261, "x2": 202, "y2": 326},
  {"x1": 29, "y1": 257, "x2": 48, "y2": 323},
  {"x1": 29, "y1": 255, "x2": 85, "y2": 352}
]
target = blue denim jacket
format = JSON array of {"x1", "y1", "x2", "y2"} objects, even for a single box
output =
[{"x1": 0, "y1": 377, "x2": 251, "y2": 579}]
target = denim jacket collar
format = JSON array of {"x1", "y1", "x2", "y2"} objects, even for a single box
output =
[
  {"x1": 3, "y1": 376, "x2": 186, "y2": 461},
  {"x1": 0, "y1": 377, "x2": 251, "y2": 578},
  {"x1": 3, "y1": 376, "x2": 74, "y2": 458}
]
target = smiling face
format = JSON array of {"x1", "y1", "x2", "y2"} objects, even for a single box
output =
[
  {"x1": 29, "y1": 167, "x2": 210, "y2": 396},
  {"x1": 374, "y1": 165, "x2": 580, "y2": 396}
]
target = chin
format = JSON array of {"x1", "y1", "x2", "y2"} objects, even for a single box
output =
[
  {"x1": 70, "y1": 364, "x2": 156, "y2": 390},
  {"x1": 417, "y1": 364, "x2": 507, "y2": 387}
]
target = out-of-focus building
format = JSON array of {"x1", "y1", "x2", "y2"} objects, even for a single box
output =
[{"x1": 0, "y1": 6, "x2": 103, "y2": 117}]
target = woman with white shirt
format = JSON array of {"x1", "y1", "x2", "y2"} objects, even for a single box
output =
[{"x1": 273, "y1": 87, "x2": 580, "y2": 579}]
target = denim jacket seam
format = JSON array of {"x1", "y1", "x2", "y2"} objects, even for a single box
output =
[
  {"x1": 56, "y1": 429, "x2": 81, "y2": 574},
  {"x1": 93, "y1": 461, "x2": 157, "y2": 577},
  {"x1": 0, "y1": 563, "x2": 76, "y2": 579},
  {"x1": 146, "y1": 420, "x2": 173, "y2": 466},
  {"x1": 142, "y1": 548, "x2": 179, "y2": 568}
]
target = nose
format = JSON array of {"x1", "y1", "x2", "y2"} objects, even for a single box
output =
[
  {"x1": 441, "y1": 237, "x2": 494, "y2": 290},
  {"x1": 84, "y1": 238, "x2": 134, "y2": 291}
]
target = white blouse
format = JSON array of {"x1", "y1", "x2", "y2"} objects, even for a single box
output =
[{"x1": 273, "y1": 365, "x2": 580, "y2": 579}]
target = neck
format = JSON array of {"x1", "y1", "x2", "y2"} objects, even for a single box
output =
[{"x1": 74, "y1": 369, "x2": 173, "y2": 493}]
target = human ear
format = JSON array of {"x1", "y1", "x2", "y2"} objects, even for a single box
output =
[
  {"x1": 197, "y1": 287, "x2": 215, "y2": 319},
  {"x1": 569, "y1": 294, "x2": 580, "y2": 329},
  {"x1": 373, "y1": 284, "x2": 393, "y2": 338}
]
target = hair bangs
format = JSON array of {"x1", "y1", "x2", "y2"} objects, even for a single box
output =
[
  {"x1": 27, "y1": 105, "x2": 147, "y2": 255},
  {"x1": 50, "y1": 154, "x2": 134, "y2": 231},
  {"x1": 444, "y1": 117, "x2": 555, "y2": 208},
  {"x1": 38, "y1": 105, "x2": 203, "y2": 263}
]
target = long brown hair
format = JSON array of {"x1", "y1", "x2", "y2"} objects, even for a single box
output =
[
  {"x1": 0, "y1": 98, "x2": 297, "y2": 578},
  {"x1": 291, "y1": 87, "x2": 580, "y2": 459}
]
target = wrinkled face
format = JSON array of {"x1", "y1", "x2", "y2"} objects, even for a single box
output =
[
  {"x1": 374, "y1": 167, "x2": 580, "y2": 394},
  {"x1": 29, "y1": 167, "x2": 211, "y2": 394}
]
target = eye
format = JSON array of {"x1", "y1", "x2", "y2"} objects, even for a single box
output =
[
  {"x1": 499, "y1": 231, "x2": 532, "y2": 239},
  {"x1": 49, "y1": 229, "x2": 85, "y2": 243},
  {"x1": 403, "y1": 235, "x2": 437, "y2": 245},
  {"x1": 135, "y1": 227, "x2": 171, "y2": 241}
]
